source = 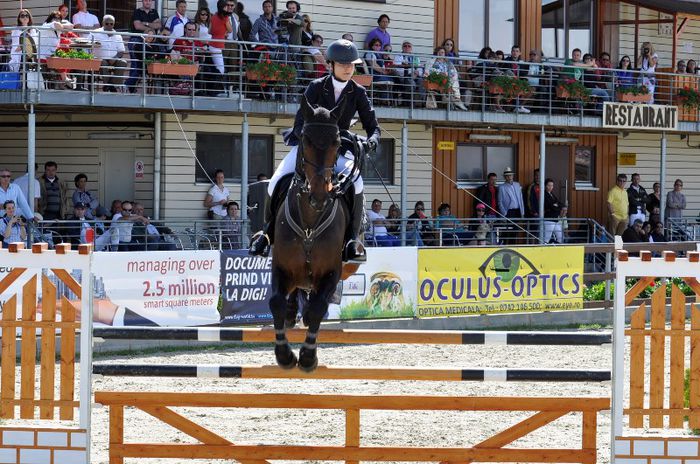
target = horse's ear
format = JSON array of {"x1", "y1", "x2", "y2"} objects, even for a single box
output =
[
  {"x1": 300, "y1": 94, "x2": 315, "y2": 121},
  {"x1": 329, "y1": 96, "x2": 347, "y2": 123}
]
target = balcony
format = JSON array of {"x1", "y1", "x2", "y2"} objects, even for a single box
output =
[{"x1": 3, "y1": 26, "x2": 700, "y2": 132}]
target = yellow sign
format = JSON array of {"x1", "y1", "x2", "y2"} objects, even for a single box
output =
[
  {"x1": 619, "y1": 152, "x2": 636, "y2": 166},
  {"x1": 437, "y1": 141, "x2": 455, "y2": 151},
  {"x1": 417, "y1": 247, "x2": 584, "y2": 317}
]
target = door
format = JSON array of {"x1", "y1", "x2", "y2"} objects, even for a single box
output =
[
  {"x1": 545, "y1": 144, "x2": 570, "y2": 205},
  {"x1": 100, "y1": 149, "x2": 135, "y2": 209}
]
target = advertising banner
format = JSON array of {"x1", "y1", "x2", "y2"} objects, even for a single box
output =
[
  {"x1": 92, "y1": 251, "x2": 221, "y2": 326},
  {"x1": 331, "y1": 247, "x2": 417, "y2": 320},
  {"x1": 220, "y1": 250, "x2": 273, "y2": 324},
  {"x1": 417, "y1": 247, "x2": 583, "y2": 317}
]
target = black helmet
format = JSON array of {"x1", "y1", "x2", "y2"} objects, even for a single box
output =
[{"x1": 326, "y1": 39, "x2": 362, "y2": 64}]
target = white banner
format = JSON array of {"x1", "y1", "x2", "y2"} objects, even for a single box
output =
[{"x1": 92, "y1": 251, "x2": 221, "y2": 326}]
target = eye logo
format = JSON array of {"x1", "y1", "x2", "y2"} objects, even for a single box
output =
[{"x1": 478, "y1": 249, "x2": 540, "y2": 283}]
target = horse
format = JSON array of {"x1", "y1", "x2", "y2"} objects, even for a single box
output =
[{"x1": 269, "y1": 95, "x2": 352, "y2": 372}]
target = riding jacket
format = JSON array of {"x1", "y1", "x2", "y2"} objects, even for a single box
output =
[{"x1": 288, "y1": 74, "x2": 381, "y2": 147}]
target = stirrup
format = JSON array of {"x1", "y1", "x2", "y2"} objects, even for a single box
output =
[
  {"x1": 343, "y1": 239, "x2": 366, "y2": 263},
  {"x1": 249, "y1": 230, "x2": 271, "y2": 256}
]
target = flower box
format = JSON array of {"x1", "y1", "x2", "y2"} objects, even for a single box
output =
[
  {"x1": 246, "y1": 69, "x2": 278, "y2": 82},
  {"x1": 352, "y1": 74, "x2": 372, "y2": 87},
  {"x1": 46, "y1": 56, "x2": 102, "y2": 72},
  {"x1": 617, "y1": 91, "x2": 652, "y2": 103},
  {"x1": 147, "y1": 62, "x2": 199, "y2": 77},
  {"x1": 423, "y1": 81, "x2": 445, "y2": 92}
]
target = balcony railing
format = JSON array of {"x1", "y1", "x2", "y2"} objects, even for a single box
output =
[{"x1": 2, "y1": 26, "x2": 698, "y2": 124}]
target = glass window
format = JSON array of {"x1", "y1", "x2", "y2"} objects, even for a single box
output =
[
  {"x1": 488, "y1": 0, "x2": 516, "y2": 54},
  {"x1": 542, "y1": 0, "x2": 593, "y2": 59},
  {"x1": 457, "y1": 144, "x2": 515, "y2": 184},
  {"x1": 195, "y1": 133, "x2": 274, "y2": 183},
  {"x1": 362, "y1": 139, "x2": 395, "y2": 184},
  {"x1": 458, "y1": 0, "x2": 514, "y2": 55},
  {"x1": 458, "y1": 0, "x2": 485, "y2": 54},
  {"x1": 574, "y1": 146, "x2": 595, "y2": 184}
]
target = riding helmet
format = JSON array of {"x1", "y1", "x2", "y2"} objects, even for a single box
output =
[{"x1": 326, "y1": 39, "x2": 363, "y2": 64}]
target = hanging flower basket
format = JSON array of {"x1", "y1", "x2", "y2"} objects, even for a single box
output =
[
  {"x1": 352, "y1": 74, "x2": 372, "y2": 87},
  {"x1": 46, "y1": 56, "x2": 102, "y2": 72},
  {"x1": 147, "y1": 62, "x2": 199, "y2": 77}
]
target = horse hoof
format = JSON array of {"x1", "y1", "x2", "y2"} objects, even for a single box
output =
[
  {"x1": 298, "y1": 348, "x2": 318, "y2": 372},
  {"x1": 275, "y1": 347, "x2": 297, "y2": 370}
]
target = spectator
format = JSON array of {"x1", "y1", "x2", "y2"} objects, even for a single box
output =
[
  {"x1": 365, "y1": 14, "x2": 390, "y2": 49},
  {"x1": 596, "y1": 51, "x2": 614, "y2": 95},
  {"x1": 235, "y1": 3, "x2": 252, "y2": 42},
  {"x1": 497, "y1": 167, "x2": 524, "y2": 218},
  {"x1": 525, "y1": 168, "x2": 540, "y2": 222},
  {"x1": 250, "y1": 0, "x2": 279, "y2": 45},
  {"x1": 279, "y1": 1, "x2": 303, "y2": 46},
  {"x1": 341, "y1": 33, "x2": 353, "y2": 42},
  {"x1": 222, "y1": 201, "x2": 241, "y2": 249},
  {"x1": 647, "y1": 182, "x2": 661, "y2": 215},
  {"x1": 365, "y1": 38, "x2": 393, "y2": 82},
  {"x1": 13, "y1": 164, "x2": 40, "y2": 213},
  {"x1": 131, "y1": 30, "x2": 168, "y2": 79},
  {"x1": 165, "y1": 0, "x2": 190, "y2": 47},
  {"x1": 38, "y1": 10, "x2": 71, "y2": 61},
  {"x1": 622, "y1": 219, "x2": 645, "y2": 243},
  {"x1": 582, "y1": 53, "x2": 609, "y2": 112},
  {"x1": 38, "y1": 161, "x2": 70, "y2": 220},
  {"x1": 442, "y1": 38, "x2": 458, "y2": 61},
  {"x1": 57, "y1": 4, "x2": 69, "y2": 22},
  {"x1": 407, "y1": 201, "x2": 432, "y2": 246},
  {"x1": 132, "y1": 202, "x2": 176, "y2": 250},
  {"x1": 543, "y1": 178, "x2": 562, "y2": 244},
  {"x1": 0, "y1": 169, "x2": 33, "y2": 220},
  {"x1": 495, "y1": 50, "x2": 505, "y2": 61},
  {"x1": 257, "y1": 173, "x2": 268, "y2": 181},
  {"x1": 615, "y1": 55, "x2": 634, "y2": 88},
  {"x1": 173, "y1": 22, "x2": 209, "y2": 63},
  {"x1": 562, "y1": 48, "x2": 593, "y2": 83},
  {"x1": 305, "y1": 34, "x2": 327, "y2": 78},
  {"x1": 111, "y1": 200, "x2": 141, "y2": 251},
  {"x1": 64, "y1": 202, "x2": 92, "y2": 245},
  {"x1": 435, "y1": 202, "x2": 471, "y2": 246},
  {"x1": 301, "y1": 14, "x2": 313, "y2": 46},
  {"x1": 9, "y1": 10, "x2": 38, "y2": 73},
  {"x1": 476, "y1": 172, "x2": 498, "y2": 217},
  {"x1": 649, "y1": 206, "x2": 661, "y2": 227},
  {"x1": 558, "y1": 205, "x2": 569, "y2": 243},
  {"x1": 72, "y1": 0, "x2": 100, "y2": 33},
  {"x1": 524, "y1": 49, "x2": 545, "y2": 109},
  {"x1": 687, "y1": 59, "x2": 698, "y2": 75},
  {"x1": 72, "y1": 173, "x2": 100, "y2": 219},
  {"x1": 468, "y1": 203, "x2": 492, "y2": 245},
  {"x1": 642, "y1": 221, "x2": 652, "y2": 241},
  {"x1": 385, "y1": 203, "x2": 401, "y2": 237},
  {"x1": 109, "y1": 199, "x2": 122, "y2": 218},
  {"x1": 203, "y1": 169, "x2": 230, "y2": 219},
  {"x1": 627, "y1": 173, "x2": 648, "y2": 226},
  {"x1": 638, "y1": 41, "x2": 658, "y2": 103},
  {"x1": 677, "y1": 60, "x2": 687, "y2": 74},
  {"x1": 366, "y1": 198, "x2": 399, "y2": 247},
  {"x1": 194, "y1": 6, "x2": 212, "y2": 39},
  {"x1": 209, "y1": 0, "x2": 233, "y2": 75},
  {"x1": 125, "y1": 0, "x2": 162, "y2": 92},
  {"x1": 666, "y1": 178, "x2": 686, "y2": 221},
  {"x1": 2, "y1": 201, "x2": 27, "y2": 248},
  {"x1": 393, "y1": 41, "x2": 424, "y2": 106},
  {"x1": 607, "y1": 173, "x2": 628, "y2": 235},
  {"x1": 92, "y1": 205, "x2": 113, "y2": 251},
  {"x1": 92, "y1": 15, "x2": 128, "y2": 92},
  {"x1": 424, "y1": 46, "x2": 467, "y2": 111},
  {"x1": 650, "y1": 221, "x2": 665, "y2": 242}
]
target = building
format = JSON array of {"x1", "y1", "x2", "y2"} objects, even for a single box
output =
[{"x1": 0, "y1": 0, "x2": 698, "y2": 232}]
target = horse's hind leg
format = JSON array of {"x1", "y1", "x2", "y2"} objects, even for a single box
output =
[
  {"x1": 270, "y1": 270, "x2": 297, "y2": 369},
  {"x1": 298, "y1": 272, "x2": 339, "y2": 372}
]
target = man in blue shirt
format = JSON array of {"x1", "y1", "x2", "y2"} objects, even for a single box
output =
[
  {"x1": 0, "y1": 168, "x2": 33, "y2": 220},
  {"x1": 250, "y1": 0, "x2": 279, "y2": 45}
]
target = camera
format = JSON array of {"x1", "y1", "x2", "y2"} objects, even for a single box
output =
[
  {"x1": 643, "y1": 48, "x2": 650, "y2": 54},
  {"x1": 279, "y1": 11, "x2": 292, "y2": 19}
]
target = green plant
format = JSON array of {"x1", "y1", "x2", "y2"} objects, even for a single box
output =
[
  {"x1": 145, "y1": 57, "x2": 194, "y2": 65},
  {"x1": 246, "y1": 60, "x2": 297, "y2": 86},
  {"x1": 678, "y1": 86, "x2": 700, "y2": 109},
  {"x1": 582, "y1": 278, "x2": 696, "y2": 302},
  {"x1": 53, "y1": 49, "x2": 95, "y2": 60},
  {"x1": 558, "y1": 78, "x2": 592, "y2": 101},
  {"x1": 424, "y1": 71, "x2": 450, "y2": 91},
  {"x1": 488, "y1": 75, "x2": 532, "y2": 99},
  {"x1": 617, "y1": 84, "x2": 650, "y2": 95}
]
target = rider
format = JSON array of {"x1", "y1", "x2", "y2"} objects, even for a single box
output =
[{"x1": 249, "y1": 39, "x2": 380, "y2": 263}]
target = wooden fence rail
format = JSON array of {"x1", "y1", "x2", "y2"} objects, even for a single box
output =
[{"x1": 95, "y1": 392, "x2": 609, "y2": 464}]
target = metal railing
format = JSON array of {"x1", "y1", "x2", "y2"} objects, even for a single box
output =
[
  {"x1": 1, "y1": 26, "x2": 697, "y2": 121},
  {"x1": 666, "y1": 217, "x2": 700, "y2": 241}
]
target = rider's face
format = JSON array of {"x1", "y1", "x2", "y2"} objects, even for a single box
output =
[{"x1": 333, "y1": 62, "x2": 355, "y2": 81}]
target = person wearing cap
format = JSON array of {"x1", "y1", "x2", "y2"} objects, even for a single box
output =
[
  {"x1": 498, "y1": 167, "x2": 524, "y2": 244},
  {"x1": 63, "y1": 202, "x2": 91, "y2": 245},
  {"x1": 365, "y1": 13, "x2": 390, "y2": 49},
  {"x1": 250, "y1": 38, "x2": 380, "y2": 263}
]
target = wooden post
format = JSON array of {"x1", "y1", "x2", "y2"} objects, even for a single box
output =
[
  {"x1": 19, "y1": 275, "x2": 37, "y2": 419},
  {"x1": 346, "y1": 408, "x2": 360, "y2": 464},
  {"x1": 0, "y1": 295, "x2": 17, "y2": 418},
  {"x1": 109, "y1": 405, "x2": 124, "y2": 464},
  {"x1": 649, "y1": 284, "x2": 666, "y2": 428},
  {"x1": 39, "y1": 275, "x2": 57, "y2": 419},
  {"x1": 669, "y1": 285, "x2": 685, "y2": 427}
]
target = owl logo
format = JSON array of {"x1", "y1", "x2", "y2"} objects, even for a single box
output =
[{"x1": 363, "y1": 271, "x2": 404, "y2": 314}]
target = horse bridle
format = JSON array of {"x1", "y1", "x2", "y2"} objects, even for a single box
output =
[{"x1": 297, "y1": 121, "x2": 341, "y2": 199}]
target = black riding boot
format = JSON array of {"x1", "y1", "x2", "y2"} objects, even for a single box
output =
[
  {"x1": 343, "y1": 193, "x2": 367, "y2": 263},
  {"x1": 249, "y1": 185, "x2": 281, "y2": 257}
]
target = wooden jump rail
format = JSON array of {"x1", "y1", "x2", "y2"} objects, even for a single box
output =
[
  {"x1": 93, "y1": 327, "x2": 612, "y2": 345},
  {"x1": 95, "y1": 391, "x2": 609, "y2": 464},
  {"x1": 92, "y1": 364, "x2": 611, "y2": 382}
]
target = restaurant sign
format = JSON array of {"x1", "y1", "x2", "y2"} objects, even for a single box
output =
[{"x1": 603, "y1": 102, "x2": 678, "y2": 131}]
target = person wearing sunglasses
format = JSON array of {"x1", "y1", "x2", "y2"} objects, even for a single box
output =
[
  {"x1": 0, "y1": 169, "x2": 34, "y2": 221},
  {"x1": 92, "y1": 15, "x2": 127, "y2": 92},
  {"x1": 165, "y1": 0, "x2": 190, "y2": 47},
  {"x1": 9, "y1": 9, "x2": 37, "y2": 73}
]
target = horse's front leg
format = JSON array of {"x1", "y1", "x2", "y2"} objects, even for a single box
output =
[
  {"x1": 298, "y1": 272, "x2": 339, "y2": 372},
  {"x1": 270, "y1": 269, "x2": 297, "y2": 369}
]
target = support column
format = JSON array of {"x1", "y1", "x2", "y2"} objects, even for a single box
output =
[
  {"x1": 400, "y1": 121, "x2": 408, "y2": 245},
  {"x1": 241, "y1": 114, "x2": 249, "y2": 241},
  {"x1": 27, "y1": 104, "x2": 35, "y2": 215},
  {"x1": 538, "y1": 126, "x2": 546, "y2": 243},
  {"x1": 659, "y1": 132, "x2": 667, "y2": 227},
  {"x1": 153, "y1": 112, "x2": 161, "y2": 220}
]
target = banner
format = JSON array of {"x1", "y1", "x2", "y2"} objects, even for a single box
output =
[
  {"x1": 92, "y1": 251, "x2": 221, "y2": 326},
  {"x1": 417, "y1": 247, "x2": 583, "y2": 317},
  {"x1": 220, "y1": 250, "x2": 273, "y2": 324},
  {"x1": 331, "y1": 247, "x2": 417, "y2": 320}
]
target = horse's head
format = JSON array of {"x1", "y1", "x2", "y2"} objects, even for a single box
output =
[{"x1": 299, "y1": 95, "x2": 344, "y2": 209}]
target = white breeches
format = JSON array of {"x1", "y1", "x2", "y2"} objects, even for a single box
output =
[
  {"x1": 209, "y1": 46, "x2": 225, "y2": 74},
  {"x1": 268, "y1": 145, "x2": 364, "y2": 196}
]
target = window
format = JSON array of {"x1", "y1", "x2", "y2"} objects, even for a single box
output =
[
  {"x1": 542, "y1": 0, "x2": 593, "y2": 59},
  {"x1": 195, "y1": 133, "x2": 274, "y2": 183},
  {"x1": 72, "y1": 1, "x2": 137, "y2": 31},
  {"x1": 457, "y1": 144, "x2": 516, "y2": 185},
  {"x1": 574, "y1": 146, "x2": 595, "y2": 185},
  {"x1": 361, "y1": 139, "x2": 394, "y2": 184},
  {"x1": 458, "y1": 0, "x2": 515, "y2": 55}
]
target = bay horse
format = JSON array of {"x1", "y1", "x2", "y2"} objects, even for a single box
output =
[{"x1": 269, "y1": 95, "x2": 351, "y2": 372}]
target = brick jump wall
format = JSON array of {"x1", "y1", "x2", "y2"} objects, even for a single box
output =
[
  {"x1": 616, "y1": 436, "x2": 700, "y2": 464},
  {"x1": 0, "y1": 428, "x2": 87, "y2": 464}
]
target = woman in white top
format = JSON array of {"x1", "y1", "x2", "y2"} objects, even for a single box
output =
[
  {"x1": 203, "y1": 169, "x2": 230, "y2": 219},
  {"x1": 638, "y1": 41, "x2": 658, "y2": 103},
  {"x1": 195, "y1": 6, "x2": 212, "y2": 40},
  {"x1": 9, "y1": 10, "x2": 38, "y2": 72},
  {"x1": 38, "y1": 10, "x2": 72, "y2": 60}
]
